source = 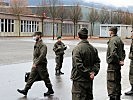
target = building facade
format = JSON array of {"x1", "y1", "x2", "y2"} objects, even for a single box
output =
[
  {"x1": 0, "y1": 12, "x2": 89, "y2": 37},
  {"x1": 100, "y1": 24, "x2": 132, "y2": 38},
  {"x1": 0, "y1": 13, "x2": 42, "y2": 36}
]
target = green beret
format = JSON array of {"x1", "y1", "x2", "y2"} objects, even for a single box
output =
[{"x1": 57, "y1": 36, "x2": 62, "y2": 39}]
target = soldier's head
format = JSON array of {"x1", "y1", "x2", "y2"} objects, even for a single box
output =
[
  {"x1": 78, "y1": 28, "x2": 88, "y2": 39},
  {"x1": 32, "y1": 32, "x2": 43, "y2": 41},
  {"x1": 57, "y1": 36, "x2": 62, "y2": 41},
  {"x1": 108, "y1": 27, "x2": 118, "y2": 37}
]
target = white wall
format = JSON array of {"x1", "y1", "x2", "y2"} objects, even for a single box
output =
[{"x1": 100, "y1": 24, "x2": 132, "y2": 38}]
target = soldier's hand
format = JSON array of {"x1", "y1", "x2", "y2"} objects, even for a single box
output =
[
  {"x1": 64, "y1": 46, "x2": 67, "y2": 50},
  {"x1": 58, "y1": 46, "x2": 62, "y2": 49},
  {"x1": 119, "y1": 61, "x2": 124, "y2": 66},
  {"x1": 90, "y1": 72, "x2": 95, "y2": 80},
  {"x1": 66, "y1": 45, "x2": 70, "y2": 49},
  {"x1": 32, "y1": 64, "x2": 36, "y2": 68}
]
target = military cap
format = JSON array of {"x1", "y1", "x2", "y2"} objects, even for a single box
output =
[
  {"x1": 33, "y1": 32, "x2": 43, "y2": 36},
  {"x1": 78, "y1": 28, "x2": 88, "y2": 36},
  {"x1": 109, "y1": 27, "x2": 118, "y2": 34},
  {"x1": 57, "y1": 36, "x2": 62, "y2": 39}
]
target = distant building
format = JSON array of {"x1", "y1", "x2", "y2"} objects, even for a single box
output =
[
  {"x1": 100, "y1": 24, "x2": 132, "y2": 38},
  {"x1": 0, "y1": 4, "x2": 132, "y2": 37},
  {"x1": 28, "y1": 5, "x2": 101, "y2": 36},
  {"x1": 0, "y1": 2, "x2": 9, "y2": 6},
  {"x1": 0, "y1": 12, "x2": 89, "y2": 37}
]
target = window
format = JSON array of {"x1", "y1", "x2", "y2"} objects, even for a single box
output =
[
  {"x1": 43, "y1": 22, "x2": 53, "y2": 35},
  {"x1": 0, "y1": 19, "x2": 14, "y2": 32},
  {"x1": 5, "y1": 19, "x2": 7, "y2": 32},
  {"x1": 32, "y1": 21, "x2": 34, "y2": 32},
  {"x1": 21, "y1": 20, "x2": 39, "y2": 32},
  {"x1": 1, "y1": 19, "x2": 4, "y2": 32}
]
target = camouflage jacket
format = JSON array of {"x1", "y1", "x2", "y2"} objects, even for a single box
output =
[
  {"x1": 53, "y1": 41, "x2": 67, "y2": 55},
  {"x1": 71, "y1": 40, "x2": 100, "y2": 82},
  {"x1": 33, "y1": 39, "x2": 47, "y2": 65},
  {"x1": 129, "y1": 39, "x2": 133, "y2": 60},
  {"x1": 106, "y1": 35, "x2": 125, "y2": 64}
]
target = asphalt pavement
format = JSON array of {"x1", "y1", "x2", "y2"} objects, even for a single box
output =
[{"x1": 0, "y1": 37, "x2": 133, "y2": 100}]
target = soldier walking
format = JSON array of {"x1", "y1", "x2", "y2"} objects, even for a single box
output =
[
  {"x1": 17, "y1": 32, "x2": 54, "y2": 96},
  {"x1": 71, "y1": 28, "x2": 100, "y2": 100},
  {"x1": 106, "y1": 27, "x2": 125, "y2": 100},
  {"x1": 53, "y1": 36, "x2": 67, "y2": 75},
  {"x1": 125, "y1": 30, "x2": 133, "y2": 95}
]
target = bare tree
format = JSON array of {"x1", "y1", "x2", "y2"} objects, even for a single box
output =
[
  {"x1": 10, "y1": 0, "x2": 31, "y2": 36},
  {"x1": 0, "y1": 0, "x2": 4, "y2": 6},
  {"x1": 130, "y1": 14, "x2": 133, "y2": 29},
  {"x1": 10, "y1": 0, "x2": 31, "y2": 15},
  {"x1": 98, "y1": 7, "x2": 110, "y2": 24},
  {"x1": 36, "y1": 0, "x2": 49, "y2": 35},
  {"x1": 111, "y1": 9, "x2": 123, "y2": 24},
  {"x1": 57, "y1": 4, "x2": 69, "y2": 36},
  {"x1": 69, "y1": 3, "x2": 82, "y2": 39},
  {"x1": 47, "y1": 0, "x2": 60, "y2": 40},
  {"x1": 36, "y1": 0, "x2": 49, "y2": 16},
  {"x1": 0, "y1": 0, "x2": 8, "y2": 12},
  {"x1": 87, "y1": 8, "x2": 99, "y2": 38},
  {"x1": 108, "y1": 10, "x2": 113, "y2": 24},
  {"x1": 122, "y1": 10, "x2": 131, "y2": 25}
]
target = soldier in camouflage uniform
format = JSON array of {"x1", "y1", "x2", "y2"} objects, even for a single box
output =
[
  {"x1": 53, "y1": 36, "x2": 67, "y2": 75},
  {"x1": 71, "y1": 28, "x2": 100, "y2": 100},
  {"x1": 125, "y1": 30, "x2": 133, "y2": 95},
  {"x1": 106, "y1": 27, "x2": 125, "y2": 100},
  {"x1": 17, "y1": 32, "x2": 54, "y2": 96}
]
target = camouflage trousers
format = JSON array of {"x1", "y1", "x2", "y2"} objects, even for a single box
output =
[
  {"x1": 55, "y1": 54, "x2": 64, "y2": 70},
  {"x1": 129, "y1": 60, "x2": 133, "y2": 85},
  {"x1": 25, "y1": 63, "x2": 52, "y2": 90},
  {"x1": 72, "y1": 81, "x2": 93, "y2": 100},
  {"x1": 107, "y1": 64, "x2": 121, "y2": 97}
]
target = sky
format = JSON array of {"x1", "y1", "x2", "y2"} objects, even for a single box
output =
[{"x1": 84, "y1": 0, "x2": 133, "y2": 7}]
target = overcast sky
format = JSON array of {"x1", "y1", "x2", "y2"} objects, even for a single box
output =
[{"x1": 84, "y1": 0, "x2": 133, "y2": 7}]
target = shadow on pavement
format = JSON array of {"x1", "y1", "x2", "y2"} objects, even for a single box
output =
[
  {"x1": 122, "y1": 95, "x2": 133, "y2": 100},
  {"x1": 17, "y1": 95, "x2": 59, "y2": 100}
]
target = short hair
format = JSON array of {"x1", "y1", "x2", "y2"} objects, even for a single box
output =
[{"x1": 109, "y1": 27, "x2": 118, "y2": 34}]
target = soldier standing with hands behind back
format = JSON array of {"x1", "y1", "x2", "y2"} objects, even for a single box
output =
[
  {"x1": 125, "y1": 30, "x2": 133, "y2": 95},
  {"x1": 53, "y1": 36, "x2": 67, "y2": 75},
  {"x1": 71, "y1": 28, "x2": 100, "y2": 100},
  {"x1": 17, "y1": 32, "x2": 54, "y2": 96},
  {"x1": 106, "y1": 27, "x2": 125, "y2": 100}
]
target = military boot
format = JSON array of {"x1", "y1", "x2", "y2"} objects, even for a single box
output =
[
  {"x1": 125, "y1": 85, "x2": 133, "y2": 95},
  {"x1": 44, "y1": 87, "x2": 54, "y2": 96},
  {"x1": 109, "y1": 96, "x2": 115, "y2": 100},
  {"x1": 116, "y1": 95, "x2": 121, "y2": 100},
  {"x1": 110, "y1": 95, "x2": 120, "y2": 100},
  {"x1": 17, "y1": 88, "x2": 28, "y2": 96},
  {"x1": 59, "y1": 70, "x2": 64, "y2": 75},
  {"x1": 55, "y1": 70, "x2": 60, "y2": 76}
]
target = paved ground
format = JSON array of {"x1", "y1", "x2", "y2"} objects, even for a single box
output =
[{"x1": 0, "y1": 37, "x2": 133, "y2": 100}]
